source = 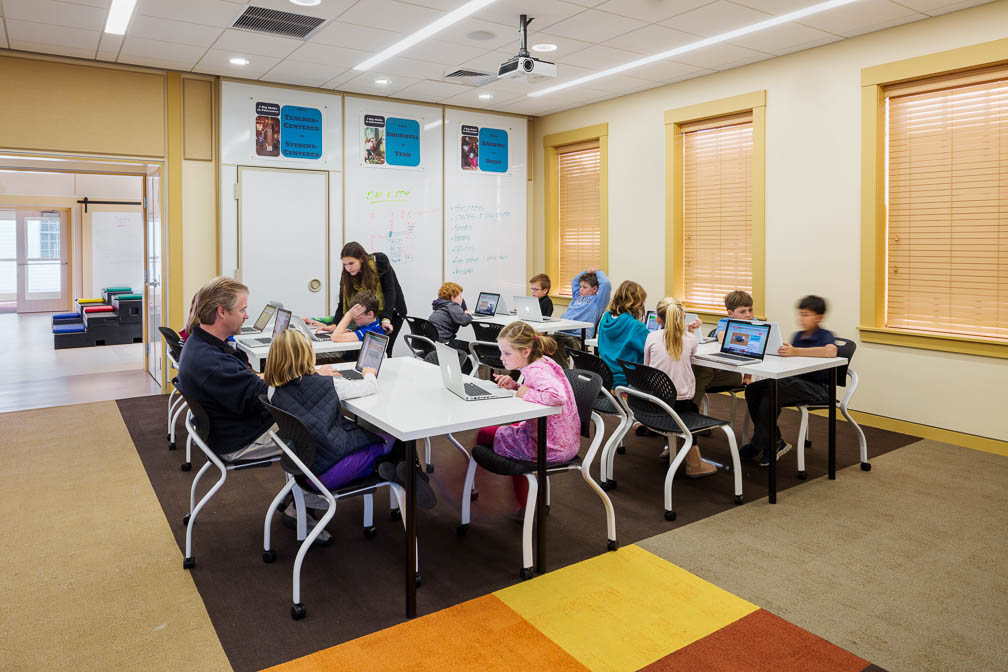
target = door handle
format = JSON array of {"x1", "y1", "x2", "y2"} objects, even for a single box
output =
[{"x1": 308, "y1": 279, "x2": 322, "y2": 292}]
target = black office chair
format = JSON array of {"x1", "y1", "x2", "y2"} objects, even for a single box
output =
[
  {"x1": 158, "y1": 326, "x2": 187, "y2": 456},
  {"x1": 402, "y1": 333, "x2": 436, "y2": 360},
  {"x1": 258, "y1": 396, "x2": 414, "y2": 620},
  {"x1": 180, "y1": 394, "x2": 281, "y2": 570},
  {"x1": 567, "y1": 348, "x2": 632, "y2": 490},
  {"x1": 616, "y1": 360, "x2": 743, "y2": 521},
  {"x1": 458, "y1": 369, "x2": 616, "y2": 580},
  {"x1": 471, "y1": 321, "x2": 503, "y2": 342}
]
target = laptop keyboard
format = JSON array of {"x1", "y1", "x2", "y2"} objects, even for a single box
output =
[
  {"x1": 341, "y1": 369, "x2": 364, "y2": 380},
  {"x1": 718, "y1": 352, "x2": 756, "y2": 362},
  {"x1": 251, "y1": 338, "x2": 272, "y2": 347},
  {"x1": 464, "y1": 382, "x2": 492, "y2": 397}
]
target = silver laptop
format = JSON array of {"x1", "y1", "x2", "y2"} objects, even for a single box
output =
[
  {"x1": 695, "y1": 320, "x2": 771, "y2": 366},
  {"x1": 251, "y1": 308, "x2": 291, "y2": 347},
  {"x1": 290, "y1": 315, "x2": 326, "y2": 342},
  {"x1": 435, "y1": 342, "x2": 513, "y2": 400},
  {"x1": 339, "y1": 330, "x2": 389, "y2": 380},
  {"x1": 471, "y1": 291, "x2": 501, "y2": 321},
  {"x1": 684, "y1": 312, "x2": 717, "y2": 343},
  {"x1": 752, "y1": 320, "x2": 784, "y2": 353},
  {"x1": 240, "y1": 303, "x2": 278, "y2": 334},
  {"x1": 513, "y1": 295, "x2": 555, "y2": 322}
]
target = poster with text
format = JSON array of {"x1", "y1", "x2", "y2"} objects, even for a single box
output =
[
  {"x1": 364, "y1": 114, "x2": 386, "y2": 164},
  {"x1": 460, "y1": 124, "x2": 509, "y2": 173},
  {"x1": 363, "y1": 114, "x2": 423, "y2": 168},
  {"x1": 252, "y1": 101, "x2": 322, "y2": 160},
  {"x1": 461, "y1": 125, "x2": 479, "y2": 171}
]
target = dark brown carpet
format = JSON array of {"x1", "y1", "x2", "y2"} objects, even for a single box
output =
[{"x1": 116, "y1": 392, "x2": 917, "y2": 672}]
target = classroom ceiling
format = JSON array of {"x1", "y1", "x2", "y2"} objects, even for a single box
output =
[{"x1": 0, "y1": 0, "x2": 994, "y2": 116}]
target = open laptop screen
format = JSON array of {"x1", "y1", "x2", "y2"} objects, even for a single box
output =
[
  {"x1": 252, "y1": 304, "x2": 278, "y2": 331},
  {"x1": 474, "y1": 292, "x2": 500, "y2": 316},
  {"x1": 644, "y1": 310, "x2": 660, "y2": 331},
  {"x1": 355, "y1": 331, "x2": 388, "y2": 375},
  {"x1": 272, "y1": 309, "x2": 292, "y2": 338},
  {"x1": 721, "y1": 320, "x2": 770, "y2": 357}
]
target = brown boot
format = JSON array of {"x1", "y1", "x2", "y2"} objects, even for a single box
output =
[{"x1": 683, "y1": 444, "x2": 718, "y2": 478}]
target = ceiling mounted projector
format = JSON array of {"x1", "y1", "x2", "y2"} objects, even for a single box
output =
[{"x1": 498, "y1": 15, "x2": 556, "y2": 81}]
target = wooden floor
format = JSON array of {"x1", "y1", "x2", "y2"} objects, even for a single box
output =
[{"x1": 0, "y1": 312, "x2": 160, "y2": 414}]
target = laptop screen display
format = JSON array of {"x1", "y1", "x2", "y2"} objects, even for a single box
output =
[
  {"x1": 722, "y1": 321, "x2": 770, "y2": 357},
  {"x1": 253, "y1": 304, "x2": 278, "y2": 331},
  {"x1": 272, "y1": 309, "x2": 292, "y2": 338},
  {"x1": 644, "y1": 310, "x2": 659, "y2": 331},
  {"x1": 356, "y1": 331, "x2": 387, "y2": 374},
  {"x1": 474, "y1": 292, "x2": 500, "y2": 316}
]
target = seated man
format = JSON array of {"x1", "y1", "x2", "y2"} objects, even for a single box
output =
[{"x1": 561, "y1": 267, "x2": 611, "y2": 339}]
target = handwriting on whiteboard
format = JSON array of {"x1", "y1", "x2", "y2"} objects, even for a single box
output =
[
  {"x1": 366, "y1": 189, "x2": 410, "y2": 204},
  {"x1": 446, "y1": 203, "x2": 513, "y2": 277}
]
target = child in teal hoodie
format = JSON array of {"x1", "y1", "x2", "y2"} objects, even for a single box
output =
[{"x1": 597, "y1": 280, "x2": 650, "y2": 388}]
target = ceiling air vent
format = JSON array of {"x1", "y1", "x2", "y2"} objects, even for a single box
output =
[
  {"x1": 443, "y1": 69, "x2": 495, "y2": 85},
  {"x1": 445, "y1": 69, "x2": 492, "y2": 79},
  {"x1": 232, "y1": 5, "x2": 325, "y2": 39}
]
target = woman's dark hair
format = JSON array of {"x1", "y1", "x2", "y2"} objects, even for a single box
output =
[{"x1": 340, "y1": 241, "x2": 379, "y2": 304}]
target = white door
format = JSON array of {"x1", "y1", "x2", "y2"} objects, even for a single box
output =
[
  {"x1": 16, "y1": 209, "x2": 70, "y2": 313},
  {"x1": 238, "y1": 167, "x2": 328, "y2": 318},
  {"x1": 145, "y1": 174, "x2": 163, "y2": 385},
  {"x1": 0, "y1": 209, "x2": 14, "y2": 304}
]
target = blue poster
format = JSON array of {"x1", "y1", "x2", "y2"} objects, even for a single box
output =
[
  {"x1": 478, "y1": 127, "x2": 508, "y2": 173},
  {"x1": 280, "y1": 105, "x2": 322, "y2": 159},
  {"x1": 385, "y1": 117, "x2": 421, "y2": 167}
]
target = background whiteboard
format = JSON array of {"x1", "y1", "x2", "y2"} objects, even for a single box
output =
[
  {"x1": 90, "y1": 211, "x2": 143, "y2": 298},
  {"x1": 344, "y1": 97, "x2": 442, "y2": 321},
  {"x1": 444, "y1": 111, "x2": 527, "y2": 307}
]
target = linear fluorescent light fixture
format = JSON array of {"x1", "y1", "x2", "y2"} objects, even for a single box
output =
[
  {"x1": 353, "y1": 0, "x2": 500, "y2": 71},
  {"x1": 104, "y1": 0, "x2": 138, "y2": 35},
  {"x1": 529, "y1": 0, "x2": 857, "y2": 97}
]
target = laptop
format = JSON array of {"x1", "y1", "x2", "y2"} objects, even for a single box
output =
[
  {"x1": 339, "y1": 330, "x2": 389, "y2": 380},
  {"x1": 694, "y1": 320, "x2": 771, "y2": 366},
  {"x1": 644, "y1": 310, "x2": 660, "y2": 331},
  {"x1": 251, "y1": 308, "x2": 291, "y2": 347},
  {"x1": 471, "y1": 291, "x2": 501, "y2": 320},
  {"x1": 513, "y1": 295, "x2": 555, "y2": 322},
  {"x1": 752, "y1": 320, "x2": 784, "y2": 354},
  {"x1": 435, "y1": 342, "x2": 513, "y2": 401},
  {"x1": 685, "y1": 312, "x2": 717, "y2": 344},
  {"x1": 290, "y1": 315, "x2": 327, "y2": 342},
  {"x1": 240, "y1": 303, "x2": 278, "y2": 334}
]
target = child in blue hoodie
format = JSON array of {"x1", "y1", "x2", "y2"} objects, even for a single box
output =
[
  {"x1": 597, "y1": 280, "x2": 650, "y2": 388},
  {"x1": 561, "y1": 268, "x2": 611, "y2": 338}
]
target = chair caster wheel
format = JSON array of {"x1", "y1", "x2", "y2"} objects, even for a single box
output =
[
  {"x1": 363, "y1": 526, "x2": 377, "y2": 539},
  {"x1": 860, "y1": 462, "x2": 871, "y2": 471},
  {"x1": 616, "y1": 446, "x2": 626, "y2": 455},
  {"x1": 470, "y1": 488, "x2": 479, "y2": 501},
  {"x1": 426, "y1": 464, "x2": 435, "y2": 474},
  {"x1": 664, "y1": 510, "x2": 676, "y2": 521},
  {"x1": 734, "y1": 495, "x2": 743, "y2": 505},
  {"x1": 456, "y1": 524, "x2": 468, "y2": 537},
  {"x1": 796, "y1": 470, "x2": 807, "y2": 480},
  {"x1": 607, "y1": 539, "x2": 618, "y2": 551},
  {"x1": 600, "y1": 480, "x2": 616, "y2": 492},
  {"x1": 520, "y1": 567, "x2": 534, "y2": 580},
  {"x1": 545, "y1": 505, "x2": 550, "y2": 514},
  {"x1": 263, "y1": 550, "x2": 276, "y2": 563},
  {"x1": 804, "y1": 439, "x2": 812, "y2": 448},
  {"x1": 180, "y1": 462, "x2": 192, "y2": 472},
  {"x1": 183, "y1": 556, "x2": 194, "y2": 569},
  {"x1": 291, "y1": 603, "x2": 306, "y2": 620},
  {"x1": 166, "y1": 432, "x2": 172, "y2": 441},
  {"x1": 415, "y1": 573, "x2": 423, "y2": 588},
  {"x1": 182, "y1": 514, "x2": 190, "y2": 526},
  {"x1": 168, "y1": 441, "x2": 177, "y2": 451},
  {"x1": 390, "y1": 509, "x2": 401, "y2": 521}
]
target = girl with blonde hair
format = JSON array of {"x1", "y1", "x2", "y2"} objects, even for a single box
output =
[
  {"x1": 597, "y1": 280, "x2": 650, "y2": 388},
  {"x1": 643, "y1": 297, "x2": 717, "y2": 477}
]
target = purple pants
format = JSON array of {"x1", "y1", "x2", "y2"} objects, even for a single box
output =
[{"x1": 316, "y1": 432, "x2": 396, "y2": 490}]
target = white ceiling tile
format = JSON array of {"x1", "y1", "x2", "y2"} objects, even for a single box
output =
[
  {"x1": 212, "y1": 28, "x2": 303, "y2": 58},
  {"x1": 127, "y1": 15, "x2": 224, "y2": 48},
  {"x1": 236, "y1": 0, "x2": 357, "y2": 20},
  {"x1": 620, "y1": 58, "x2": 709, "y2": 82},
  {"x1": 434, "y1": 17, "x2": 522, "y2": 50},
  {"x1": 96, "y1": 32, "x2": 123, "y2": 61},
  {"x1": 671, "y1": 41, "x2": 771, "y2": 68},
  {"x1": 728, "y1": 19, "x2": 840, "y2": 51},
  {"x1": 288, "y1": 41, "x2": 369, "y2": 68},
  {"x1": 459, "y1": 50, "x2": 522, "y2": 74},
  {"x1": 556, "y1": 44, "x2": 645, "y2": 69},
  {"x1": 561, "y1": 0, "x2": 609, "y2": 6},
  {"x1": 8, "y1": 39, "x2": 98, "y2": 59},
  {"x1": 730, "y1": 0, "x2": 822, "y2": 14},
  {"x1": 545, "y1": 8, "x2": 647, "y2": 43},
  {"x1": 769, "y1": 33, "x2": 842, "y2": 55},
  {"x1": 310, "y1": 21, "x2": 405, "y2": 52},
  {"x1": 595, "y1": 0, "x2": 714, "y2": 23},
  {"x1": 394, "y1": 79, "x2": 474, "y2": 102},
  {"x1": 6, "y1": 19, "x2": 100, "y2": 51},
  {"x1": 366, "y1": 56, "x2": 450, "y2": 79},
  {"x1": 441, "y1": 81, "x2": 524, "y2": 106},
  {"x1": 472, "y1": 0, "x2": 588, "y2": 30},
  {"x1": 523, "y1": 31, "x2": 593, "y2": 59},
  {"x1": 2, "y1": 0, "x2": 106, "y2": 30},
  {"x1": 135, "y1": 0, "x2": 244, "y2": 27},
  {"x1": 322, "y1": 69, "x2": 359, "y2": 89},
  {"x1": 795, "y1": 0, "x2": 927, "y2": 37},
  {"x1": 661, "y1": 1, "x2": 772, "y2": 36},
  {"x1": 62, "y1": 0, "x2": 111, "y2": 6},
  {"x1": 602, "y1": 23, "x2": 703, "y2": 54},
  {"x1": 911, "y1": 0, "x2": 994, "y2": 16},
  {"x1": 119, "y1": 36, "x2": 208, "y2": 69},
  {"x1": 194, "y1": 48, "x2": 280, "y2": 77},
  {"x1": 335, "y1": 72, "x2": 423, "y2": 96},
  {"x1": 260, "y1": 59, "x2": 345, "y2": 87},
  {"x1": 402, "y1": 39, "x2": 491, "y2": 66},
  {"x1": 338, "y1": 0, "x2": 444, "y2": 34}
]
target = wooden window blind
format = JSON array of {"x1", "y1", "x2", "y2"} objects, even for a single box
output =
[
  {"x1": 886, "y1": 67, "x2": 1008, "y2": 341},
  {"x1": 557, "y1": 140, "x2": 601, "y2": 298},
  {"x1": 682, "y1": 113, "x2": 753, "y2": 312}
]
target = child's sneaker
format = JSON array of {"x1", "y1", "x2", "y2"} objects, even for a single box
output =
[
  {"x1": 759, "y1": 439, "x2": 792, "y2": 467},
  {"x1": 740, "y1": 442, "x2": 760, "y2": 460}
]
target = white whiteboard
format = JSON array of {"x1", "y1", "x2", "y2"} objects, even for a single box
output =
[
  {"x1": 90, "y1": 211, "x2": 144, "y2": 299},
  {"x1": 344, "y1": 97, "x2": 443, "y2": 320},
  {"x1": 444, "y1": 111, "x2": 527, "y2": 306}
]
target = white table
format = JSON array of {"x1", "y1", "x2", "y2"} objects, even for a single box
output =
[
  {"x1": 234, "y1": 334, "x2": 361, "y2": 372},
  {"x1": 474, "y1": 315, "x2": 595, "y2": 347},
  {"x1": 694, "y1": 340, "x2": 847, "y2": 503},
  {"x1": 337, "y1": 356, "x2": 560, "y2": 618}
]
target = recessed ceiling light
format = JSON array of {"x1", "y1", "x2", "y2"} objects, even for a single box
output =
[
  {"x1": 529, "y1": 0, "x2": 858, "y2": 97},
  {"x1": 354, "y1": 0, "x2": 501, "y2": 71},
  {"x1": 104, "y1": 0, "x2": 138, "y2": 35},
  {"x1": 531, "y1": 44, "x2": 557, "y2": 53},
  {"x1": 478, "y1": 93, "x2": 494, "y2": 100},
  {"x1": 467, "y1": 30, "x2": 496, "y2": 41},
  {"x1": 229, "y1": 57, "x2": 250, "y2": 66},
  {"x1": 290, "y1": 0, "x2": 321, "y2": 5},
  {"x1": 375, "y1": 78, "x2": 391, "y2": 85}
]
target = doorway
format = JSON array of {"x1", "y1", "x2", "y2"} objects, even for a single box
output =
[{"x1": 0, "y1": 208, "x2": 71, "y2": 313}]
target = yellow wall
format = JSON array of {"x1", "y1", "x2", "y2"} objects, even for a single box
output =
[{"x1": 530, "y1": 1, "x2": 1008, "y2": 442}]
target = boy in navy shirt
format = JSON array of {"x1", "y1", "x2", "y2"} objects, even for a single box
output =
[
  {"x1": 322, "y1": 289, "x2": 385, "y2": 342},
  {"x1": 742, "y1": 295, "x2": 838, "y2": 467}
]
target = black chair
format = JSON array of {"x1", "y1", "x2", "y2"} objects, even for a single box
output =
[
  {"x1": 404, "y1": 316, "x2": 440, "y2": 359},
  {"x1": 471, "y1": 321, "x2": 503, "y2": 342},
  {"x1": 258, "y1": 396, "x2": 414, "y2": 620},
  {"x1": 158, "y1": 326, "x2": 187, "y2": 456},
  {"x1": 458, "y1": 369, "x2": 616, "y2": 580},
  {"x1": 787, "y1": 338, "x2": 869, "y2": 478},
  {"x1": 469, "y1": 339, "x2": 506, "y2": 372},
  {"x1": 567, "y1": 348, "x2": 632, "y2": 490},
  {"x1": 615, "y1": 360, "x2": 743, "y2": 521},
  {"x1": 701, "y1": 327, "x2": 750, "y2": 441},
  {"x1": 180, "y1": 393, "x2": 281, "y2": 570},
  {"x1": 418, "y1": 349, "x2": 479, "y2": 487},
  {"x1": 402, "y1": 333, "x2": 437, "y2": 360}
]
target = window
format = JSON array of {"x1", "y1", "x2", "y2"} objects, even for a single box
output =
[
  {"x1": 884, "y1": 69, "x2": 1008, "y2": 341},
  {"x1": 544, "y1": 124, "x2": 608, "y2": 300}
]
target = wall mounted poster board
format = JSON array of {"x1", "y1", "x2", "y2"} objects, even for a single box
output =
[
  {"x1": 344, "y1": 97, "x2": 442, "y2": 321},
  {"x1": 445, "y1": 111, "x2": 527, "y2": 305}
]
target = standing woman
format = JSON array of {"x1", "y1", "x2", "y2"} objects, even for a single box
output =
[{"x1": 307, "y1": 242, "x2": 408, "y2": 351}]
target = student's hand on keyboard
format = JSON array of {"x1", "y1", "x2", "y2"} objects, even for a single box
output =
[
  {"x1": 494, "y1": 374, "x2": 519, "y2": 390},
  {"x1": 778, "y1": 343, "x2": 794, "y2": 357},
  {"x1": 304, "y1": 317, "x2": 323, "y2": 327},
  {"x1": 316, "y1": 364, "x2": 340, "y2": 377}
]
